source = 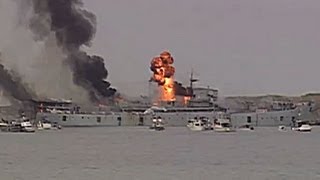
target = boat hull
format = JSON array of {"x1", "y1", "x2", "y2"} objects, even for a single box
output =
[
  {"x1": 188, "y1": 126, "x2": 205, "y2": 131},
  {"x1": 292, "y1": 125, "x2": 312, "y2": 132},
  {"x1": 214, "y1": 126, "x2": 235, "y2": 132},
  {"x1": 154, "y1": 126, "x2": 165, "y2": 131},
  {"x1": 21, "y1": 127, "x2": 36, "y2": 133},
  {"x1": 1, "y1": 125, "x2": 21, "y2": 132}
]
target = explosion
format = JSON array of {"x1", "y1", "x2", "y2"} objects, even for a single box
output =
[{"x1": 150, "y1": 51, "x2": 176, "y2": 102}]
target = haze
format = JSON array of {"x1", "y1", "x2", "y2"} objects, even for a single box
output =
[{"x1": 84, "y1": 0, "x2": 320, "y2": 97}]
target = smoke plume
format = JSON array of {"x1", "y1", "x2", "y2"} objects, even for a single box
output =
[
  {"x1": 0, "y1": 55, "x2": 34, "y2": 101},
  {"x1": 0, "y1": 0, "x2": 34, "y2": 102},
  {"x1": 30, "y1": 0, "x2": 116, "y2": 102}
]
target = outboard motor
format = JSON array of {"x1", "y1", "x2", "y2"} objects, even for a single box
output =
[{"x1": 117, "y1": 117, "x2": 122, "y2": 126}]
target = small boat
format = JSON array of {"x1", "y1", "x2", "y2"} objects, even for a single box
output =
[
  {"x1": 1, "y1": 115, "x2": 35, "y2": 133},
  {"x1": 150, "y1": 117, "x2": 157, "y2": 130},
  {"x1": 213, "y1": 118, "x2": 235, "y2": 132},
  {"x1": 0, "y1": 120, "x2": 9, "y2": 132},
  {"x1": 187, "y1": 118, "x2": 205, "y2": 131},
  {"x1": 213, "y1": 112, "x2": 235, "y2": 132},
  {"x1": 21, "y1": 121, "x2": 36, "y2": 133},
  {"x1": 187, "y1": 117, "x2": 213, "y2": 131},
  {"x1": 1, "y1": 121, "x2": 32, "y2": 133},
  {"x1": 37, "y1": 119, "x2": 62, "y2": 130},
  {"x1": 278, "y1": 125, "x2": 287, "y2": 131},
  {"x1": 51, "y1": 122, "x2": 62, "y2": 130},
  {"x1": 291, "y1": 120, "x2": 312, "y2": 132},
  {"x1": 0, "y1": 119, "x2": 8, "y2": 131},
  {"x1": 2, "y1": 122, "x2": 22, "y2": 132},
  {"x1": 150, "y1": 116, "x2": 165, "y2": 131},
  {"x1": 238, "y1": 124, "x2": 254, "y2": 131},
  {"x1": 199, "y1": 117, "x2": 214, "y2": 130},
  {"x1": 19, "y1": 116, "x2": 35, "y2": 133},
  {"x1": 42, "y1": 121, "x2": 52, "y2": 130}
]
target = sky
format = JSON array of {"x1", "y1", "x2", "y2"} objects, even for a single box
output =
[{"x1": 82, "y1": 0, "x2": 320, "y2": 97}]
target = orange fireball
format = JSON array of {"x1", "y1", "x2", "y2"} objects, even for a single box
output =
[{"x1": 150, "y1": 51, "x2": 176, "y2": 101}]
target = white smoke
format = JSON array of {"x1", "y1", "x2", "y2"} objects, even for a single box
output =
[
  {"x1": 0, "y1": 0, "x2": 90, "y2": 104},
  {"x1": 0, "y1": 88, "x2": 11, "y2": 106}
]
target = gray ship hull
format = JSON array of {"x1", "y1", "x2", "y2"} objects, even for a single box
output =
[
  {"x1": 37, "y1": 113, "x2": 122, "y2": 127},
  {"x1": 36, "y1": 111, "x2": 219, "y2": 127},
  {"x1": 36, "y1": 102, "x2": 314, "y2": 128},
  {"x1": 231, "y1": 103, "x2": 314, "y2": 127}
]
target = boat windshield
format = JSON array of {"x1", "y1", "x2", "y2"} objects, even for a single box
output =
[
  {"x1": 240, "y1": 124, "x2": 250, "y2": 128},
  {"x1": 221, "y1": 123, "x2": 231, "y2": 128},
  {"x1": 297, "y1": 121, "x2": 309, "y2": 127}
]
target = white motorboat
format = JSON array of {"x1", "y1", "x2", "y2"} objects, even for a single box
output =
[
  {"x1": 20, "y1": 116, "x2": 35, "y2": 133},
  {"x1": 187, "y1": 117, "x2": 213, "y2": 131},
  {"x1": 199, "y1": 116, "x2": 214, "y2": 130},
  {"x1": 187, "y1": 118, "x2": 205, "y2": 131},
  {"x1": 37, "y1": 120, "x2": 62, "y2": 130},
  {"x1": 0, "y1": 121, "x2": 8, "y2": 128},
  {"x1": 291, "y1": 120, "x2": 312, "y2": 132},
  {"x1": 150, "y1": 116, "x2": 165, "y2": 131},
  {"x1": 21, "y1": 121, "x2": 36, "y2": 133},
  {"x1": 0, "y1": 119, "x2": 8, "y2": 131},
  {"x1": 37, "y1": 121, "x2": 52, "y2": 130},
  {"x1": 213, "y1": 118, "x2": 235, "y2": 132}
]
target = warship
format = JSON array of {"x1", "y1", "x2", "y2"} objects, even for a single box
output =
[
  {"x1": 33, "y1": 80, "x2": 315, "y2": 128},
  {"x1": 34, "y1": 51, "x2": 315, "y2": 128},
  {"x1": 35, "y1": 51, "x2": 227, "y2": 127}
]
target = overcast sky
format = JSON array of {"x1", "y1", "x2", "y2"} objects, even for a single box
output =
[{"x1": 83, "y1": 0, "x2": 320, "y2": 97}]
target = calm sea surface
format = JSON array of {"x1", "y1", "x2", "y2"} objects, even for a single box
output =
[{"x1": 1, "y1": 127, "x2": 320, "y2": 180}]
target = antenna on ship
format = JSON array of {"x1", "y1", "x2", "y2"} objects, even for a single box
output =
[
  {"x1": 148, "y1": 80, "x2": 152, "y2": 105},
  {"x1": 189, "y1": 68, "x2": 198, "y2": 96}
]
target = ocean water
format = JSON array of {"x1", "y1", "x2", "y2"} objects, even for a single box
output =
[{"x1": 0, "y1": 127, "x2": 320, "y2": 180}]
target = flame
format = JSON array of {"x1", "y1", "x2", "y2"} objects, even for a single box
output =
[
  {"x1": 161, "y1": 77, "x2": 175, "y2": 101},
  {"x1": 183, "y1": 96, "x2": 191, "y2": 105},
  {"x1": 150, "y1": 51, "x2": 175, "y2": 101}
]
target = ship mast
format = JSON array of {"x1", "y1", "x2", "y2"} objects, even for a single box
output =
[
  {"x1": 189, "y1": 68, "x2": 198, "y2": 96},
  {"x1": 148, "y1": 81, "x2": 151, "y2": 105}
]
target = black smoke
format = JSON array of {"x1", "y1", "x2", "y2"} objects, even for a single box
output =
[
  {"x1": 174, "y1": 81, "x2": 192, "y2": 96},
  {"x1": 31, "y1": 0, "x2": 116, "y2": 102},
  {"x1": 0, "y1": 58, "x2": 34, "y2": 101},
  {"x1": 69, "y1": 52, "x2": 116, "y2": 101}
]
